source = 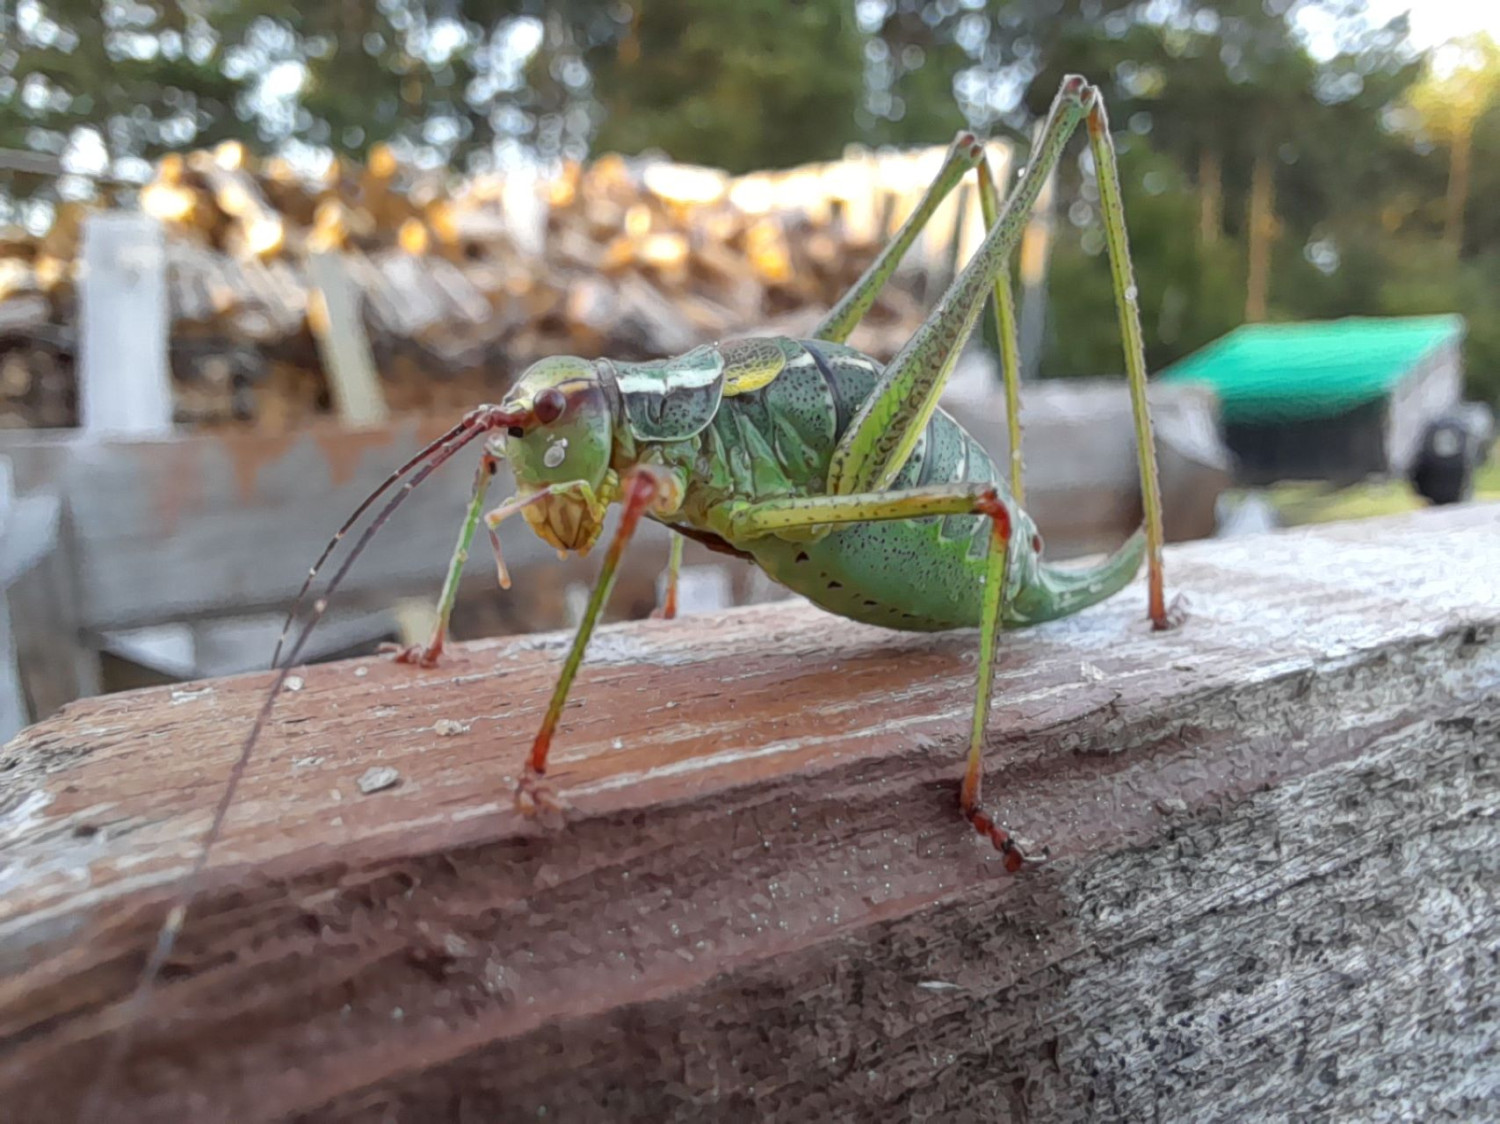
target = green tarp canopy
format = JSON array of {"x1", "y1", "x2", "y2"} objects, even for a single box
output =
[{"x1": 1158, "y1": 315, "x2": 1466, "y2": 425}]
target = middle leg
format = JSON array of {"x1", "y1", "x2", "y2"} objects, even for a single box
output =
[
  {"x1": 652, "y1": 533, "x2": 684, "y2": 620},
  {"x1": 383, "y1": 452, "x2": 498, "y2": 667}
]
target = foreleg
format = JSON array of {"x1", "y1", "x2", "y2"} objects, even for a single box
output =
[{"x1": 517, "y1": 465, "x2": 684, "y2": 815}]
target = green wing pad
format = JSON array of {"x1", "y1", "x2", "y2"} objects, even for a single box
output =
[
  {"x1": 616, "y1": 345, "x2": 726, "y2": 442},
  {"x1": 704, "y1": 344, "x2": 844, "y2": 498},
  {"x1": 760, "y1": 349, "x2": 839, "y2": 484}
]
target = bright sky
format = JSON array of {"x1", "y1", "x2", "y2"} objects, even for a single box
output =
[{"x1": 1364, "y1": 0, "x2": 1500, "y2": 51}]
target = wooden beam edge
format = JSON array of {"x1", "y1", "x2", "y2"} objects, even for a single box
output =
[{"x1": 0, "y1": 505, "x2": 1495, "y2": 1119}]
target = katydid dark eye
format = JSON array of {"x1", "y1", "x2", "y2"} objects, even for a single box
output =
[{"x1": 534, "y1": 388, "x2": 567, "y2": 424}]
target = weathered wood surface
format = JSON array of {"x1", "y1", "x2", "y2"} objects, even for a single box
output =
[{"x1": 1, "y1": 505, "x2": 1496, "y2": 1122}]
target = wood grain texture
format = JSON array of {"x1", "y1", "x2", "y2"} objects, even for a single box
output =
[{"x1": 1, "y1": 504, "x2": 1496, "y2": 1122}]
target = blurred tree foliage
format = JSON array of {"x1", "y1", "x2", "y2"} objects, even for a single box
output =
[
  {"x1": 1401, "y1": 36, "x2": 1500, "y2": 256},
  {"x1": 1, "y1": 0, "x2": 1497, "y2": 403},
  {"x1": 583, "y1": 0, "x2": 867, "y2": 172},
  {"x1": 0, "y1": 1, "x2": 581, "y2": 181}
]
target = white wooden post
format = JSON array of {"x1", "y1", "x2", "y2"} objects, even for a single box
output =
[
  {"x1": 306, "y1": 250, "x2": 389, "y2": 426},
  {"x1": 78, "y1": 213, "x2": 173, "y2": 436}
]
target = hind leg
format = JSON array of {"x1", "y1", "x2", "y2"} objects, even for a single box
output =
[
  {"x1": 826, "y1": 77, "x2": 1095, "y2": 498},
  {"x1": 814, "y1": 130, "x2": 984, "y2": 344},
  {"x1": 973, "y1": 154, "x2": 1026, "y2": 503},
  {"x1": 1084, "y1": 96, "x2": 1174, "y2": 628},
  {"x1": 828, "y1": 76, "x2": 1172, "y2": 629}
]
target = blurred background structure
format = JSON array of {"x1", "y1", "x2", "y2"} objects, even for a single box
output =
[{"x1": 2, "y1": 0, "x2": 1498, "y2": 734}]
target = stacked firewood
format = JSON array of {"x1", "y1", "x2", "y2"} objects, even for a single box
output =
[
  {"x1": 0, "y1": 207, "x2": 83, "y2": 429},
  {"x1": 0, "y1": 139, "x2": 992, "y2": 430}
]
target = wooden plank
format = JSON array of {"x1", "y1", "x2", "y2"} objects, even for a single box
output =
[
  {"x1": 0, "y1": 293, "x2": 49, "y2": 335},
  {"x1": 941, "y1": 373, "x2": 1230, "y2": 554},
  {"x1": 1, "y1": 521, "x2": 99, "y2": 723},
  {"x1": 0, "y1": 594, "x2": 20, "y2": 742},
  {"x1": 305, "y1": 251, "x2": 389, "y2": 426},
  {"x1": 0, "y1": 458, "x2": 31, "y2": 740},
  {"x1": 0, "y1": 505, "x2": 1495, "y2": 1121},
  {"x1": 78, "y1": 213, "x2": 173, "y2": 436},
  {"x1": 0, "y1": 419, "x2": 671, "y2": 634}
]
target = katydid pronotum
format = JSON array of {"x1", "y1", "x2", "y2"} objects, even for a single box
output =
[{"x1": 89, "y1": 74, "x2": 1179, "y2": 1115}]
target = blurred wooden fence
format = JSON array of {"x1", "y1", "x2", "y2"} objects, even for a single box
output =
[{"x1": 0, "y1": 135, "x2": 1227, "y2": 743}]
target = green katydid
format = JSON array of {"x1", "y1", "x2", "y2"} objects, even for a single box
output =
[{"x1": 92, "y1": 75, "x2": 1176, "y2": 1112}]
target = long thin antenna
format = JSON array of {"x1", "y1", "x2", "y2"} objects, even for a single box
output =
[
  {"x1": 81, "y1": 410, "x2": 512, "y2": 1122},
  {"x1": 271, "y1": 415, "x2": 480, "y2": 666}
]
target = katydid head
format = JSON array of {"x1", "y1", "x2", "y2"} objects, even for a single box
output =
[{"x1": 497, "y1": 355, "x2": 616, "y2": 553}]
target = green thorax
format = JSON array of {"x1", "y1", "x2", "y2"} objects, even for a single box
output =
[
  {"x1": 608, "y1": 337, "x2": 884, "y2": 514},
  {"x1": 606, "y1": 337, "x2": 1142, "y2": 632}
]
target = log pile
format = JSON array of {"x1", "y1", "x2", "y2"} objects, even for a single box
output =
[
  {"x1": 0, "y1": 139, "x2": 985, "y2": 431},
  {"x1": 0, "y1": 209, "x2": 81, "y2": 428}
]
